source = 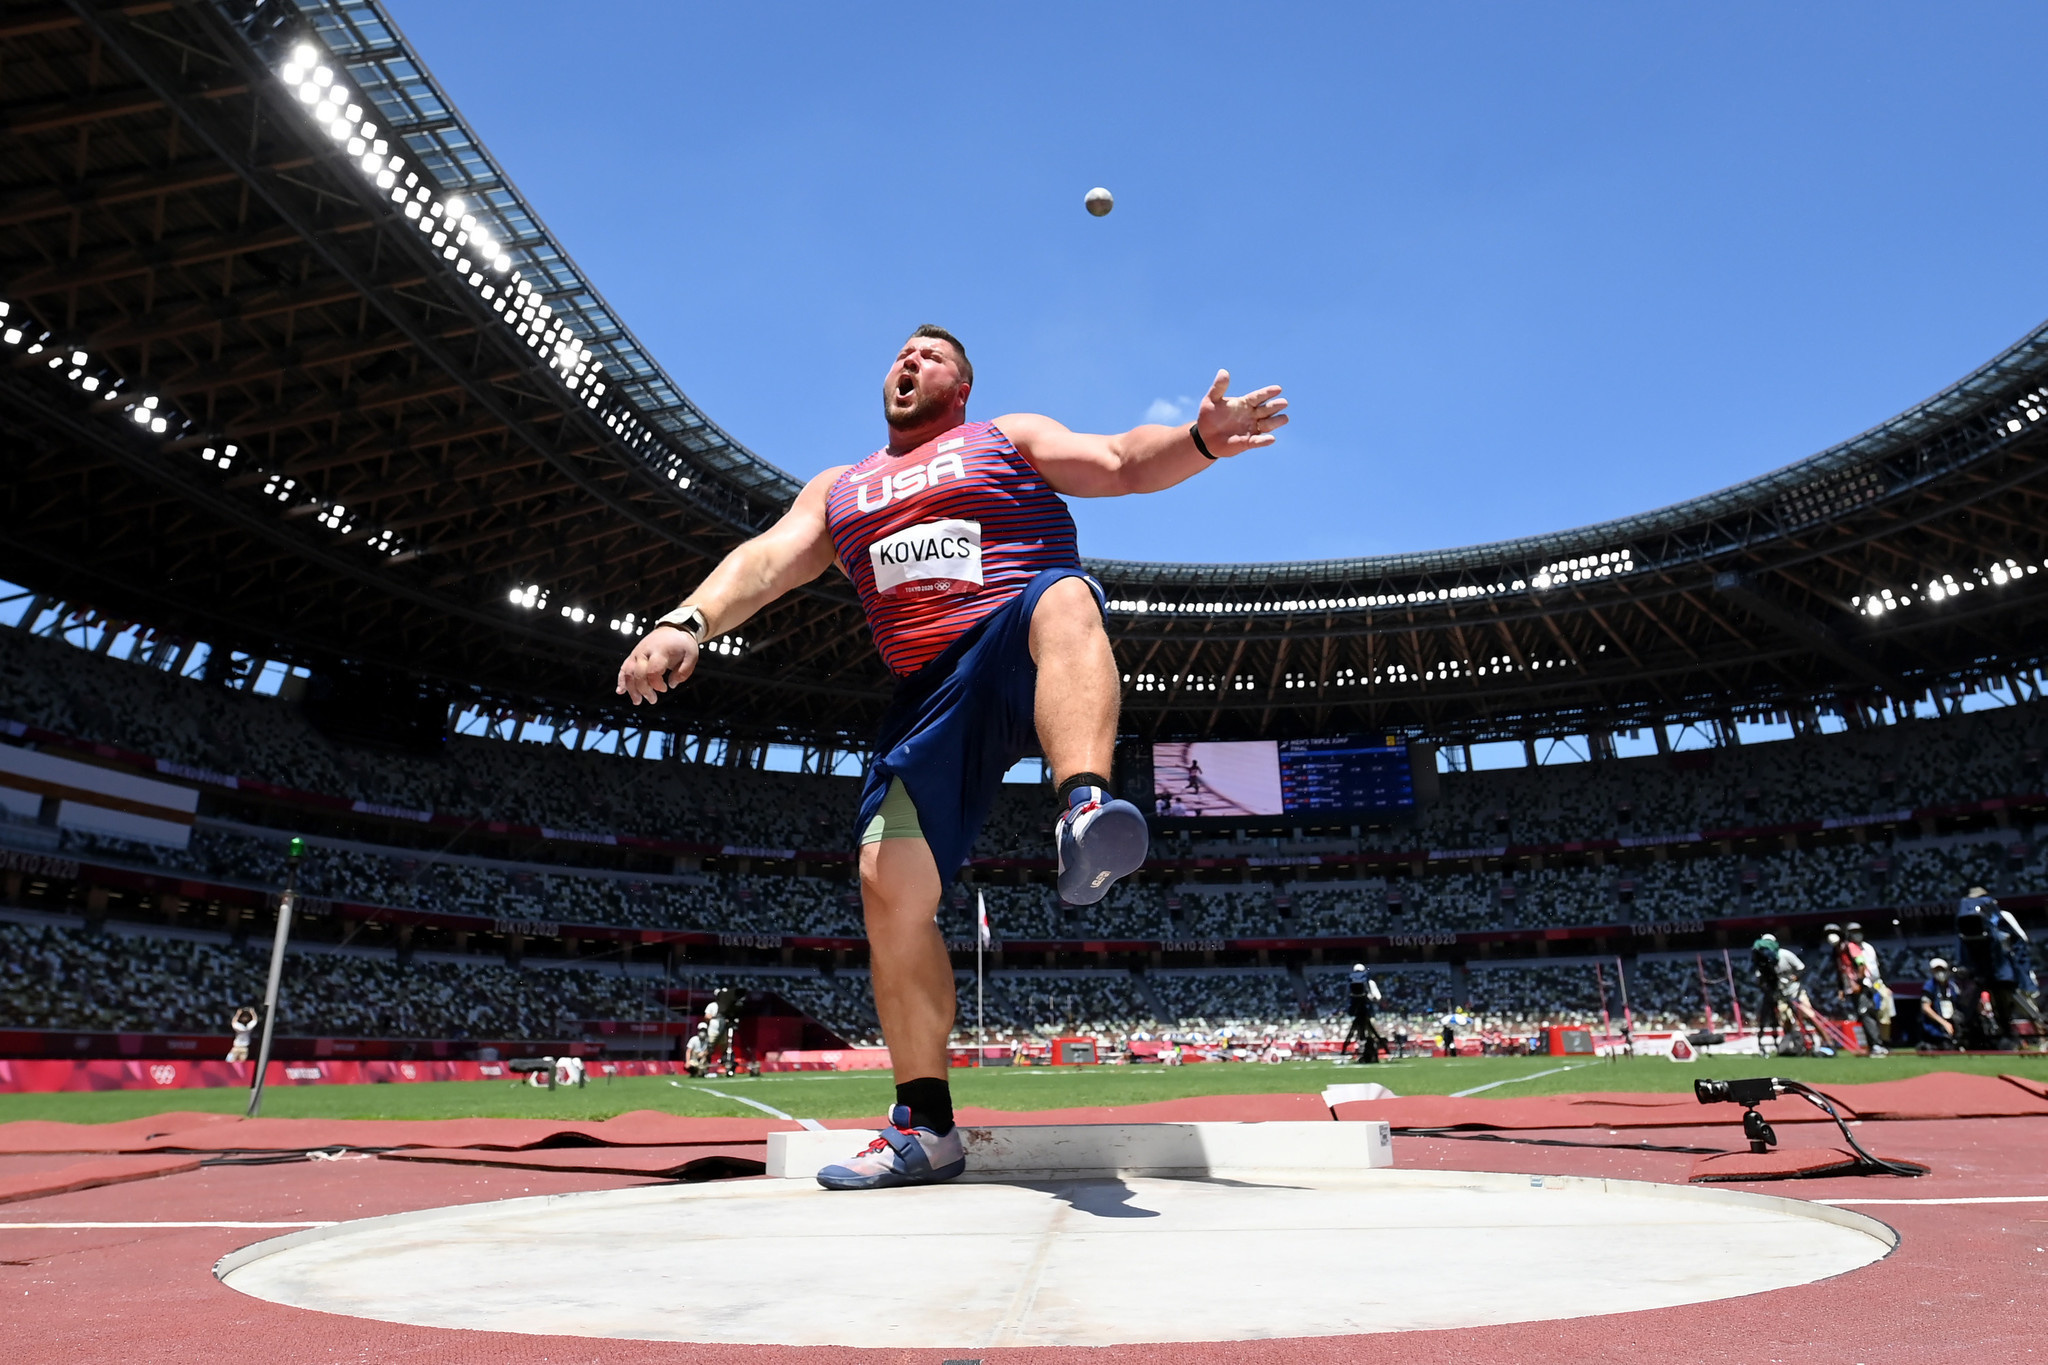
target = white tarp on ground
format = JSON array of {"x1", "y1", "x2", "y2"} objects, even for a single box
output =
[{"x1": 0, "y1": 744, "x2": 197, "y2": 848}]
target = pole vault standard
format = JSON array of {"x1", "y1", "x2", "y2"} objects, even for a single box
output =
[
  {"x1": 1593, "y1": 961, "x2": 1614, "y2": 1059},
  {"x1": 1721, "y1": 948, "x2": 1745, "y2": 1034},
  {"x1": 1614, "y1": 956, "x2": 1635, "y2": 1056},
  {"x1": 246, "y1": 836, "x2": 306, "y2": 1118}
]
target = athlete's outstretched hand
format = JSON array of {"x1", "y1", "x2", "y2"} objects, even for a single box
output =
[
  {"x1": 1194, "y1": 369, "x2": 1288, "y2": 457},
  {"x1": 616, "y1": 625, "x2": 698, "y2": 705}
]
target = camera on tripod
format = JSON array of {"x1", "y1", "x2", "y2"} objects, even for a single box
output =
[
  {"x1": 1694, "y1": 1077, "x2": 1781, "y2": 1107},
  {"x1": 1694, "y1": 1076, "x2": 1785, "y2": 1152}
]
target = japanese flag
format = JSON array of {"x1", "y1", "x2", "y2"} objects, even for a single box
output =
[{"x1": 977, "y1": 891, "x2": 991, "y2": 947}]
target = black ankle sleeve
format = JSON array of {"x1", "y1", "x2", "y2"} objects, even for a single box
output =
[
  {"x1": 896, "y1": 1076, "x2": 954, "y2": 1136},
  {"x1": 1056, "y1": 771, "x2": 1113, "y2": 806}
]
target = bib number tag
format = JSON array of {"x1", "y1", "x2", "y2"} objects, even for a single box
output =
[{"x1": 869, "y1": 519, "x2": 983, "y2": 597}]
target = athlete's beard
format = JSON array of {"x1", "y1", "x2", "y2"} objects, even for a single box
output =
[{"x1": 883, "y1": 378, "x2": 959, "y2": 431}]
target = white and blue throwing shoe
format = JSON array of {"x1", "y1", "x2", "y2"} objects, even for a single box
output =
[
  {"x1": 815, "y1": 1105, "x2": 967, "y2": 1191},
  {"x1": 1055, "y1": 784, "x2": 1149, "y2": 906}
]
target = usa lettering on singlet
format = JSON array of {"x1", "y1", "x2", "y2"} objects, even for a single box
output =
[{"x1": 826, "y1": 421, "x2": 1082, "y2": 675}]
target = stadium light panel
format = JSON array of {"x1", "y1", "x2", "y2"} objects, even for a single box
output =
[{"x1": 268, "y1": 40, "x2": 697, "y2": 537}]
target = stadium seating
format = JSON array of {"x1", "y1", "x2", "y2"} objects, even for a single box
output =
[
  {"x1": 2, "y1": 621, "x2": 2044, "y2": 1045},
  {"x1": 0, "y1": 918, "x2": 654, "y2": 1038}
]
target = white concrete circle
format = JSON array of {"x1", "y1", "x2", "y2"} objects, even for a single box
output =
[{"x1": 218, "y1": 1171, "x2": 1894, "y2": 1347}]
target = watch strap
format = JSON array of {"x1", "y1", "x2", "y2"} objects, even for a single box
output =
[{"x1": 656, "y1": 605, "x2": 708, "y2": 639}]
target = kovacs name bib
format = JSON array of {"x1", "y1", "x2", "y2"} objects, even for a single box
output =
[{"x1": 868, "y1": 518, "x2": 983, "y2": 597}]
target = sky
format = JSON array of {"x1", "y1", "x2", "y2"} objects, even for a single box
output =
[{"x1": 387, "y1": 1, "x2": 2048, "y2": 566}]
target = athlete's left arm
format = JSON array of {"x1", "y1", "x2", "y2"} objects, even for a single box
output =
[{"x1": 998, "y1": 369, "x2": 1287, "y2": 498}]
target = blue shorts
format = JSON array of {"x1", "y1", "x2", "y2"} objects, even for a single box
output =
[{"x1": 856, "y1": 567, "x2": 1103, "y2": 882}]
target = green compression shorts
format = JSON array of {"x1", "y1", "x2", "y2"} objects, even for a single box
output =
[{"x1": 859, "y1": 776, "x2": 924, "y2": 844}]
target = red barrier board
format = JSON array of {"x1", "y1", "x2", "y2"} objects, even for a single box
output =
[{"x1": 758, "y1": 1048, "x2": 892, "y2": 1072}]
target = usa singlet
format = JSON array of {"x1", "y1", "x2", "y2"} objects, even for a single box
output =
[{"x1": 826, "y1": 420, "x2": 1082, "y2": 675}]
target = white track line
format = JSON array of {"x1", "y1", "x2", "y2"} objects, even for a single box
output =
[
  {"x1": 1450, "y1": 1063, "x2": 1585, "y2": 1098},
  {"x1": 1816, "y1": 1195, "x2": 2048, "y2": 1206},
  {"x1": 685, "y1": 1084, "x2": 824, "y2": 1128},
  {"x1": 0, "y1": 1221, "x2": 337, "y2": 1229}
]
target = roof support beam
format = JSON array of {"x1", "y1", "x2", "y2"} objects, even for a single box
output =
[
  {"x1": 7, "y1": 221, "x2": 371, "y2": 297},
  {"x1": 1711, "y1": 571, "x2": 1901, "y2": 693},
  {"x1": 0, "y1": 155, "x2": 311, "y2": 229},
  {"x1": 85, "y1": 273, "x2": 428, "y2": 349}
]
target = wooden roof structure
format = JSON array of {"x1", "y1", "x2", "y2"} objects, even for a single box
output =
[{"x1": 4, "y1": 0, "x2": 2045, "y2": 756}]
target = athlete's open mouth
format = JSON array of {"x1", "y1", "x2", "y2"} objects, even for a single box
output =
[{"x1": 895, "y1": 373, "x2": 916, "y2": 399}]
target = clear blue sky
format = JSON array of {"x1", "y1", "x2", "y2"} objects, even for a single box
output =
[{"x1": 388, "y1": 1, "x2": 2048, "y2": 566}]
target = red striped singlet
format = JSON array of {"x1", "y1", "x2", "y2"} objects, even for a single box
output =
[{"x1": 826, "y1": 420, "x2": 1081, "y2": 676}]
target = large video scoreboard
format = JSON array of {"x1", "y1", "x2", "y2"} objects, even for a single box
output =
[{"x1": 1151, "y1": 736, "x2": 1415, "y2": 819}]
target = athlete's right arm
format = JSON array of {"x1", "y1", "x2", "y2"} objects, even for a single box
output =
[{"x1": 615, "y1": 466, "x2": 847, "y2": 705}]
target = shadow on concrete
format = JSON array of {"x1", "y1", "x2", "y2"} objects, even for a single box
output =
[{"x1": 1022, "y1": 1179, "x2": 1161, "y2": 1218}]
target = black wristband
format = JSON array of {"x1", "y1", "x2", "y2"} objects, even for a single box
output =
[{"x1": 1189, "y1": 422, "x2": 1217, "y2": 460}]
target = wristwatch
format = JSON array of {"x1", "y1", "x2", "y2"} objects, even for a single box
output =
[{"x1": 656, "y1": 604, "x2": 708, "y2": 640}]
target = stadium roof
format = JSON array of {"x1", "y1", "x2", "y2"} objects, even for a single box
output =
[{"x1": 2, "y1": 0, "x2": 2045, "y2": 755}]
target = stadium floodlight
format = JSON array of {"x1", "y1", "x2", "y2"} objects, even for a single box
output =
[{"x1": 268, "y1": 42, "x2": 680, "y2": 523}]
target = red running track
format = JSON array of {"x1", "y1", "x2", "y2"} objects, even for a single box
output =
[{"x1": 3, "y1": 1099, "x2": 2046, "y2": 1362}]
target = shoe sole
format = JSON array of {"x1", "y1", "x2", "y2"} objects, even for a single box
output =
[
  {"x1": 816, "y1": 1156, "x2": 967, "y2": 1191},
  {"x1": 1059, "y1": 802, "x2": 1149, "y2": 906}
]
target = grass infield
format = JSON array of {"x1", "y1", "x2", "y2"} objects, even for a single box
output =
[{"x1": 0, "y1": 1051, "x2": 2039, "y2": 1126}]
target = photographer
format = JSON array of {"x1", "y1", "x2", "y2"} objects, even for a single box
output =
[
  {"x1": 685, "y1": 1023, "x2": 709, "y2": 1077},
  {"x1": 1918, "y1": 957, "x2": 1964, "y2": 1050},
  {"x1": 1751, "y1": 934, "x2": 1812, "y2": 1056},
  {"x1": 1824, "y1": 922, "x2": 1890, "y2": 1056},
  {"x1": 1344, "y1": 964, "x2": 1385, "y2": 1065},
  {"x1": 1956, "y1": 889, "x2": 2044, "y2": 1049}
]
